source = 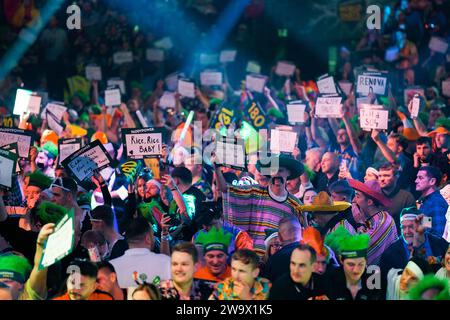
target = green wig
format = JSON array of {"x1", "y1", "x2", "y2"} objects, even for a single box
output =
[
  {"x1": 39, "y1": 141, "x2": 58, "y2": 159},
  {"x1": 195, "y1": 226, "x2": 232, "y2": 255},
  {"x1": 267, "y1": 107, "x2": 284, "y2": 119},
  {"x1": 325, "y1": 226, "x2": 370, "y2": 259},
  {"x1": 37, "y1": 201, "x2": 70, "y2": 225},
  {"x1": 435, "y1": 117, "x2": 450, "y2": 131},
  {"x1": 408, "y1": 275, "x2": 450, "y2": 300},
  {"x1": 27, "y1": 170, "x2": 53, "y2": 190}
]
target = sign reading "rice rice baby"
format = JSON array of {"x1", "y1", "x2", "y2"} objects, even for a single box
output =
[{"x1": 122, "y1": 128, "x2": 163, "y2": 159}]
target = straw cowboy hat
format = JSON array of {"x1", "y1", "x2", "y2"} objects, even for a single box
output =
[{"x1": 298, "y1": 191, "x2": 351, "y2": 212}]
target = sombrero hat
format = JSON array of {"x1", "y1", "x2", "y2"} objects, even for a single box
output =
[
  {"x1": 256, "y1": 154, "x2": 304, "y2": 180},
  {"x1": 348, "y1": 179, "x2": 391, "y2": 207},
  {"x1": 298, "y1": 191, "x2": 351, "y2": 212}
]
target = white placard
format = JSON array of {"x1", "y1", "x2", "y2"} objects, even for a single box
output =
[
  {"x1": 154, "y1": 37, "x2": 173, "y2": 50},
  {"x1": 0, "y1": 154, "x2": 14, "y2": 188},
  {"x1": 270, "y1": 129, "x2": 298, "y2": 154},
  {"x1": 47, "y1": 113, "x2": 64, "y2": 136},
  {"x1": 107, "y1": 79, "x2": 126, "y2": 95},
  {"x1": 146, "y1": 48, "x2": 165, "y2": 62},
  {"x1": 105, "y1": 89, "x2": 121, "y2": 106},
  {"x1": 200, "y1": 71, "x2": 223, "y2": 86},
  {"x1": 411, "y1": 96, "x2": 420, "y2": 119},
  {"x1": 287, "y1": 103, "x2": 306, "y2": 124},
  {"x1": 317, "y1": 76, "x2": 337, "y2": 94},
  {"x1": 359, "y1": 104, "x2": 389, "y2": 130},
  {"x1": 85, "y1": 65, "x2": 102, "y2": 81},
  {"x1": 159, "y1": 92, "x2": 176, "y2": 109},
  {"x1": 356, "y1": 96, "x2": 372, "y2": 109},
  {"x1": 246, "y1": 74, "x2": 267, "y2": 93},
  {"x1": 315, "y1": 97, "x2": 342, "y2": 118},
  {"x1": 27, "y1": 95, "x2": 41, "y2": 115},
  {"x1": 123, "y1": 129, "x2": 163, "y2": 159},
  {"x1": 215, "y1": 138, "x2": 246, "y2": 170},
  {"x1": 442, "y1": 80, "x2": 450, "y2": 97},
  {"x1": 275, "y1": 61, "x2": 296, "y2": 77},
  {"x1": 113, "y1": 51, "x2": 133, "y2": 64},
  {"x1": 338, "y1": 81, "x2": 353, "y2": 95},
  {"x1": 46, "y1": 103, "x2": 67, "y2": 121},
  {"x1": 39, "y1": 212, "x2": 74, "y2": 269},
  {"x1": 0, "y1": 129, "x2": 32, "y2": 158},
  {"x1": 177, "y1": 79, "x2": 195, "y2": 98},
  {"x1": 59, "y1": 141, "x2": 82, "y2": 164},
  {"x1": 220, "y1": 50, "x2": 237, "y2": 63},
  {"x1": 385, "y1": 46, "x2": 399, "y2": 62},
  {"x1": 356, "y1": 74, "x2": 388, "y2": 96},
  {"x1": 246, "y1": 61, "x2": 261, "y2": 74},
  {"x1": 429, "y1": 36, "x2": 449, "y2": 54},
  {"x1": 200, "y1": 53, "x2": 219, "y2": 66}
]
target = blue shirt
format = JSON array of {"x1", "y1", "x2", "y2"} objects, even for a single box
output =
[{"x1": 420, "y1": 190, "x2": 448, "y2": 237}]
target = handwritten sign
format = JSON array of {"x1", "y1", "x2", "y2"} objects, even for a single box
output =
[
  {"x1": 246, "y1": 61, "x2": 261, "y2": 74},
  {"x1": 287, "y1": 102, "x2": 306, "y2": 124},
  {"x1": 215, "y1": 136, "x2": 246, "y2": 171},
  {"x1": 220, "y1": 50, "x2": 237, "y2": 63},
  {"x1": 359, "y1": 104, "x2": 389, "y2": 130},
  {"x1": 159, "y1": 92, "x2": 176, "y2": 109},
  {"x1": 0, "y1": 128, "x2": 33, "y2": 158},
  {"x1": 356, "y1": 73, "x2": 388, "y2": 96},
  {"x1": 0, "y1": 149, "x2": 18, "y2": 188},
  {"x1": 85, "y1": 65, "x2": 102, "y2": 81},
  {"x1": 61, "y1": 140, "x2": 113, "y2": 183},
  {"x1": 275, "y1": 61, "x2": 296, "y2": 77},
  {"x1": 442, "y1": 80, "x2": 450, "y2": 97},
  {"x1": 113, "y1": 51, "x2": 133, "y2": 65},
  {"x1": 429, "y1": 36, "x2": 448, "y2": 54},
  {"x1": 13, "y1": 89, "x2": 41, "y2": 115},
  {"x1": 200, "y1": 71, "x2": 223, "y2": 86},
  {"x1": 315, "y1": 97, "x2": 342, "y2": 118},
  {"x1": 270, "y1": 127, "x2": 298, "y2": 154},
  {"x1": 105, "y1": 88, "x2": 121, "y2": 107},
  {"x1": 146, "y1": 48, "x2": 164, "y2": 62},
  {"x1": 58, "y1": 138, "x2": 82, "y2": 165},
  {"x1": 38, "y1": 210, "x2": 75, "y2": 270},
  {"x1": 107, "y1": 78, "x2": 126, "y2": 95},
  {"x1": 317, "y1": 74, "x2": 337, "y2": 94},
  {"x1": 177, "y1": 79, "x2": 195, "y2": 98},
  {"x1": 246, "y1": 74, "x2": 267, "y2": 93},
  {"x1": 46, "y1": 103, "x2": 67, "y2": 121},
  {"x1": 245, "y1": 101, "x2": 267, "y2": 129},
  {"x1": 122, "y1": 128, "x2": 163, "y2": 159}
]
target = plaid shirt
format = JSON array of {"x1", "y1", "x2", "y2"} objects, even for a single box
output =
[
  {"x1": 420, "y1": 190, "x2": 449, "y2": 238},
  {"x1": 210, "y1": 277, "x2": 271, "y2": 300}
]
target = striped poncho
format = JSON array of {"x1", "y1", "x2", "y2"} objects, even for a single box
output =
[
  {"x1": 223, "y1": 185, "x2": 302, "y2": 256},
  {"x1": 362, "y1": 211, "x2": 399, "y2": 266}
]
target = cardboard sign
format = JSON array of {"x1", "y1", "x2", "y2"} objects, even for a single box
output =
[
  {"x1": 215, "y1": 136, "x2": 246, "y2": 170},
  {"x1": 287, "y1": 102, "x2": 306, "y2": 124},
  {"x1": 107, "y1": 79, "x2": 126, "y2": 95},
  {"x1": 317, "y1": 74, "x2": 337, "y2": 94},
  {"x1": 220, "y1": 50, "x2": 237, "y2": 63},
  {"x1": 61, "y1": 140, "x2": 113, "y2": 183},
  {"x1": 13, "y1": 89, "x2": 41, "y2": 115},
  {"x1": 200, "y1": 71, "x2": 223, "y2": 86},
  {"x1": 315, "y1": 96, "x2": 342, "y2": 118},
  {"x1": 122, "y1": 128, "x2": 163, "y2": 159},
  {"x1": 105, "y1": 88, "x2": 121, "y2": 106},
  {"x1": 411, "y1": 96, "x2": 420, "y2": 119},
  {"x1": 270, "y1": 127, "x2": 298, "y2": 154},
  {"x1": 58, "y1": 138, "x2": 82, "y2": 165},
  {"x1": 338, "y1": 80, "x2": 353, "y2": 96},
  {"x1": 356, "y1": 73, "x2": 388, "y2": 96},
  {"x1": 177, "y1": 79, "x2": 195, "y2": 98},
  {"x1": 429, "y1": 36, "x2": 448, "y2": 54},
  {"x1": 1, "y1": 143, "x2": 21, "y2": 173},
  {"x1": 211, "y1": 106, "x2": 234, "y2": 131},
  {"x1": 359, "y1": 104, "x2": 389, "y2": 130},
  {"x1": 442, "y1": 80, "x2": 450, "y2": 97},
  {"x1": 0, "y1": 128, "x2": 33, "y2": 158},
  {"x1": 113, "y1": 51, "x2": 133, "y2": 64},
  {"x1": 200, "y1": 53, "x2": 219, "y2": 66},
  {"x1": 85, "y1": 65, "x2": 102, "y2": 81},
  {"x1": 275, "y1": 61, "x2": 296, "y2": 77},
  {"x1": 0, "y1": 149, "x2": 18, "y2": 189},
  {"x1": 159, "y1": 92, "x2": 176, "y2": 109},
  {"x1": 245, "y1": 101, "x2": 267, "y2": 129},
  {"x1": 246, "y1": 61, "x2": 261, "y2": 74},
  {"x1": 38, "y1": 210, "x2": 75, "y2": 270},
  {"x1": 154, "y1": 37, "x2": 173, "y2": 50},
  {"x1": 246, "y1": 74, "x2": 267, "y2": 93},
  {"x1": 146, "y1": 48, "x2": 165, "y2": 62}
]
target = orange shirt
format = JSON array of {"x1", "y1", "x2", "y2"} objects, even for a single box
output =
[
  {"x1": 53, "y1": 291, "x2": 113, "y2": 300},
  {"x1": 194, "y1": 266, "x2": 231, "y2": 283}
]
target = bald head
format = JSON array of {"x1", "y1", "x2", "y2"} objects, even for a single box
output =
[
  {"x1": 278, "y1": 217, "x2": 302, "y2": 245},
  {"x1": 321, "y1": 152, "x2": 339, "y2": 175}
]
